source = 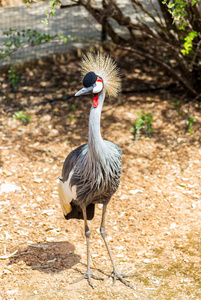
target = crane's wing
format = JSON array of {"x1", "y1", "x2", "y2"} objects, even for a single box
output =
[
  {"x1": 58, "y1": 144, "x2": 95, "y2": 220},
  {"x1": 58, "y1": 177, "x2": 73, "y2": 215},
  {"x1": 58, "y1": 144, "x2": 86, "y2": 216}
]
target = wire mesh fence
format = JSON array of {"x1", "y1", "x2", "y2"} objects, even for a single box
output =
[
  {"x1": 0, "y1": 0, "x2": 161, "y2": 69},
  {"x1": 0, "y1": 1, "x2": 102, "y2": 68}
]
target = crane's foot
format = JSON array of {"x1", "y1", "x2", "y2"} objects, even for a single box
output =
[
  {"x1": 109, "y1": 268, "x2": 138, "y2": 289},
  {"x1": 70, "y1": 270, "x2": 104, "y2": 288}
]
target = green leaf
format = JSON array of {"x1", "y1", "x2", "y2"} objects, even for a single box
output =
[
  {"x1": 42, "y1": 19, "x2": 48, "y2": 24},
  {"x1": 181, "y1": 31, "x2": 198, "y2": 55}
]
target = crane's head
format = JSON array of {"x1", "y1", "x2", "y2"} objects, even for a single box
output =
[
  {"x1": 74, "y1": 71, "x2": 104, "y2": 98},
  {"x1": 74, "y1": 52, "x2": 121, "y2": 99}
]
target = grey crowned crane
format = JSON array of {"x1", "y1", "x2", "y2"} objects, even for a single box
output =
[{"x1": 58, "y1": 53, "x2": 135, "y2": 288}]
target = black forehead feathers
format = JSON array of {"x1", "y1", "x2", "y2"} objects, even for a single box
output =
[{"x1": 83, "y1": 72, "x2": 97, "y2": 87}]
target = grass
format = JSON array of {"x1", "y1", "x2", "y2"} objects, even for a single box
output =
[
  {"x1": 8, "y1": 66, "x2": 21, "y2": 93},
  {"x1": 13, "y1": 110, "x2": 31, "y2": 123},
  {"x1": 131, "y1": 110, "x2": 153, "y2": 141},
  {"x1": 187, "y1": 116, "x2": 197, "y2": 134}
]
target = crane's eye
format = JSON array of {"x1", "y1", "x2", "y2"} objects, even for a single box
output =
[{"x1": 92, "y1": 77, "x2": 103, "y2": 94}]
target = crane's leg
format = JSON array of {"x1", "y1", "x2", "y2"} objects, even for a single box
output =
[
  {"x1": 70, "y1": 206, "x2": 104, "y2": 288},
  {"x1": 100, "y1": 203, "x2": 137, "y2": 289}
]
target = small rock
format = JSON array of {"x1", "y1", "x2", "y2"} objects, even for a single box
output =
[
  {"x1": 36, "y1": 197, "x2": 43, "y2": 202},
  {"x1": 2, "y1": 169, "x2": 12, "y2": 176},
  {"x1": 143, "y1": 259, "x2": 151, "y2": 264},
  {"x1": 0, "y1": 183, "x2": 21, "y2": 194},
  {"x1": 119, "y1": 211, "x2": 126, "y2": 218},
  {"x1": 129, "y1": 189, "x2": 142, "y2": 195},
  {"x1": 46, "y1": 237, "x2": 55, "y2": 242},
  {"x1": 170, "y1": 223, "x2": 176, "y2": 229},
  {"x1": 34, "y1": 178, "x2": 43, "y2": 183},
  {"x1": 6, "y1": 288, "x2": 18, "y2": 295},
  {"x1": 42, "y1": 209, "x2": 54, "y2": 216},
  {"x1": 41, "y1": 115, "x2": 51, "y2": 122},
  {"x1": 116, "y1": 254, "x2": 124, "y2": 258},
  {"x1": 4, "y1": 231, "x2": 12, "y2": 240},
  {"x1": 49, "y1": 129, "x2": 59, "y2": 136},
  {"x1": 98, "y1": 204, "x2": 103, "y2": 210}
]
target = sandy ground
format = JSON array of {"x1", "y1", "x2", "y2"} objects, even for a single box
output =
[{"x1": 0, "y1": 51, "x2": 201, "y2": 299}]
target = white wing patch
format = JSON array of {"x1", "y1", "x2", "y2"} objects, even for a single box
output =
[{"x1": 58, "y1": 170, "x2": 77, "y2": 216}]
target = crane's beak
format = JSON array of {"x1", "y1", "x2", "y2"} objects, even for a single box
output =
[{"x1": 74, "y1": 86, "x2": 94, "y2": 97}]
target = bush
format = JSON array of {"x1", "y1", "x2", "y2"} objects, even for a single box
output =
[{"x1": 63, "y1": 0, "x2": 201, "y2": 97}]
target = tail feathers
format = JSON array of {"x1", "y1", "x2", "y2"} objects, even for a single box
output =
[
  {"x1": 58, "y1": 179, "x2": 72, "y2": 215},
  {"x1": 64, "y1": 203, "x2": 95, "y2": 220}
]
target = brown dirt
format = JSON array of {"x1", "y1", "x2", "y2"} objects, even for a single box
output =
[
  {"x1": 0, "y1": 51, "x2": 201, "y2": 300},
  {"x1": 0, "y1": 0, "x2": 24, "y2": 8}
]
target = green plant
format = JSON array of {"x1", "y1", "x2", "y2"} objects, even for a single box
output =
[
  {"x1": 8, "y1": 66, "x2": 21, "y2": 92},
  {"x1": 22, "y1": 0, "x2": 61, "y2": 23},
  {"x1": 162, "y1": 0, "x2": 200, "y2": 29},
  {"x1": 162, "y1": 0, "x2": 200, "y2": 56},
  {"x1": 173, "y1": 98, "x2": 182, "y2": 108},
  {"x1": 0, "y1": 29, "x2": 72, "y2": 61},
  {"x1": 131, "y1": 111, "x2": 153, "y2": 140},
  {"x1": 42, "y1": 0, "x2": 61, "y2": 24},
  {"x1": 13, "y1": 111, "x2": 31, "y2": 123},
  {"x1": 67, "y1": 76, "x2": 73, "y2": 83},
  {"x1": 69, "y1": 104, "x2": 76, "y2": 111},
  {"x1": 181, "y1": 31, "x2": 199, "y2": 56},
  {"x1": 173, "y1": 98, "x2": 183, "y2": 115},
  {"x1": 70, "y1": 114, "x2": 75, "y2": 122},
  {"x1": 3, "y1": 93, "x2": 12, "y2": 103},
  {"x1": 187, "y1": 116, "x2": 196, "y2": 134}
]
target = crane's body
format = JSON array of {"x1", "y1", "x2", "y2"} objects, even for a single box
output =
[
  {"x1": 59, "y1": 88, "x2": 122, "y2": 220},
  {"x1": 59, "y1": 141, "x2": 122, "y2": 218},
  {"x1": 58, "y1": 53, "x2": 135, "y2": 288}
]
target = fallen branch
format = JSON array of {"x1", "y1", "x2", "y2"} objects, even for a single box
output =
[
  {"x1": 190, "y1": 93, "x2": 201, "y2": 103},
  {"x1": 60, "y1": 2, "x2": 80, "y2": 9},
  {"x1": 19, "y1": 83, "x2": 178, "y2": 108},
  {"x1": 0, "y1": 249, "x2": 18, "y2": 260},
  {"x1": 3, "y1": 82, "x2": 179, "y2": 110},
  {"x1": 26, "y1": 94, "x2": 75, "y2": 107},
  {"x1": 121, "y1": 82, "x2": 178, "y2": 94}
]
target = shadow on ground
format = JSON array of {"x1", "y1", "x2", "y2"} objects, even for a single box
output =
[{"x1": 8, "y1": 241, "x2": 81, "y2": 273}]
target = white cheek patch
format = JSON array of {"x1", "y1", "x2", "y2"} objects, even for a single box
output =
[{"x1": 93, "y1": 81, "x2": 103, "y2": 93}]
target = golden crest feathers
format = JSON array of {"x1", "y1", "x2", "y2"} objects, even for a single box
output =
[{"x1": 81, "y1": 52, "x2": 121, "y2": 97}]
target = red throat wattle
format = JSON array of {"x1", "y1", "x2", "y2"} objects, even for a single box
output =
[{"x1": 93, "y1": 95, "x2": 98, "y2": 108}]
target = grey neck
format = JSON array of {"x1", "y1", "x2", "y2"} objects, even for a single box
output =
[{"x1": 88, "y1": 89, "x2": 106, "y2": 157}]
